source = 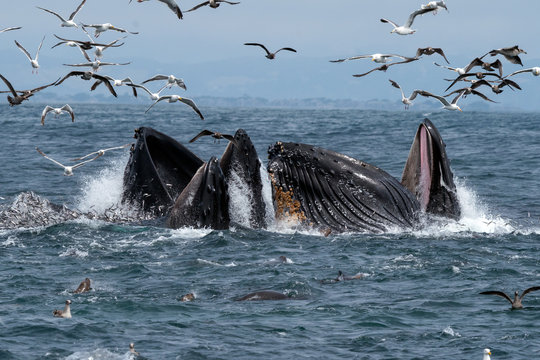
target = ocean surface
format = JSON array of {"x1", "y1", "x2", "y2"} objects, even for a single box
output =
[{"x1": 0, "y1": 104, "x2": 539, "y2": 359}]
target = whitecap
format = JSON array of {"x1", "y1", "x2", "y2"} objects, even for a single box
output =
[
  {"x1": 59, "y1": 247, "x2": 89, "y2": 258},
  {"x1": 442, "y1": 325, "x2": 461, "y2": 337},
  {"x1": 65, "y1": 347, "x2": 134, "y2": 360}
]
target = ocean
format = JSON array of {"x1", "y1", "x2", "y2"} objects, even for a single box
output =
[{"x1": 0, "y1": 104, "x2": 539, "y2": 359}]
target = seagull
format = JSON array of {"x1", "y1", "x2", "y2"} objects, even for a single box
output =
[
  {"x1": 330, "y1": 53, "x2": 412, "y2": 64},
  {"x1": 445, "y1": 72, "x2": 503, "y2": 92},
  {"x1": 51, "y1": 34, "x2": 124, "y2": 52},
  {"x1": 0, "y1": 27, "x2": 22, "y2": 33},
  {"x1": 142, "y1": 74, "x2": 186, "y2": 91},
  {"x1": 244, "y1": 43, "x2": 297, "y2": 59},
  {"x1": 417, "y1": 90, "x2": 466, "y2": 111},
  {"x1": 451, "y1": 78, "x2": 521, "y2": 94},
  {"x1": 388, "y1": 79, "x2": 422, "y2": 109},
  {"x1": 53, "y1": 300, "x2": 72, "y2": 318},
  {"x1": 443, "y1": 87, "x2": 497, "y2": 103},
  {"x1": 126, "y1": 83, "x2": 164, "y2": 101},
  {"x1": 483, "y1": 349, "x2": 491, "y2": 360},
  {"x1": 415, "y1": 47, "x2": 449, "y2": 63},
  {"x1": 55, "y1": 71, "x2": 118, "y2": 97},
  {"x1": 41, "y1": 104, "x2": 75, "y2": 125},
  {"x1": 480, "y1": 286, "x2": 540, "y2": 309},
  {"x1": 37, "y1": 0, "x2": 86, "y2": 28},
  {"x1": 63, "y1": 45, "x2": 131, "y2": 72},
  {"x1": 352, "y1": 57, "x2": 418, "y2": 77},
  {"x1": 189, "y1": 130, "x2": 238, "y2": 146},
  {"x1": 506, "y1": 67, "x2": 540, "y2": 78},
  {"x1": 187, "y1": 0, "x2": 240, "y2": 12},
  {"x1": 485, "y1": 45, "x2": 526, "y2": 66},
  {"x1": 36, "y1": 147, "x2": 103, "y2": 176},
  {"x1": 145, "y1": 95, "x2": 204, "y2": 120},
  {"x1": 380, "y1": 8, "x2": 435, "y2": 35},
  {"x1": 80, "y1": 26, "x2": 126, "y2": 58},
  {"x1": 434, "y1": 60, "x2": 480, "y2": 76},
  {"x1": 14, "y1": 36, "x2": 45, "y2": 73},
  {"x1": 0, "y1": 73, "x2": 57, "y2": 106},
  {"x1": 130, "y1": 0, "x2": 183, "y2": 19},
  {"x1": 72, "y1": 143, "x2": 131, "y2": 161},
  {"x1": 80, "y1": 23, "x2": 139, "y2": 38},
  {"x1": 91, "y1": 76, "x2": 137, "y2": 97},
  {"x1": 420, "y1": 1, "x2": 448, "y2": 12},
  {"x1": 73, "y1": 278, "x2": 92, "y2": 294},
  {"x1": 129, "y1": 343, "x2": 140, "y2": 356}
]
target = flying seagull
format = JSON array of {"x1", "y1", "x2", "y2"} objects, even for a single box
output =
[
  {"x1": 380, "y1": 8, "x2": 435, "y2": 35},
  {"x1": 130, "y1": 0, "x2": 183, "y2": 19},
  {"x1": 420, "y1": 1, "x2": 448, "y2": 12},
  {"x1": 53, "y1": 300, "x2": 72, "y2": 318},
  {"x1": 37, "y1": 0, "x2": 87, "y2": 28},
  {"x1": 445, "y1": 72, "x2": 503, "y2": 92},
  {"x1": 14, "y1": 36, "x2": 45, "y2": 73},
  {"x1": 388, "y1": 79, "x2": 422, "y2": 110},
  {"x1": 80, "y1": 26, "x2": 126, "y2": 58},
  {"x1": 330, "y1": 53, "x2": 412, "y2": 64},
  {"x1": 189, "y1": 130, "x2": 238, "y2": 146},
  {"x1": 448, "y1": 78, "x2": 521, "y2": 94},
  {"x1": 0, "y1": 73, "x2": 57, "y2": 106},
  {"x1": 63, "y1": 45, "x2": 131, "y2": 72},
  {"x1": 80, "y1": 23, "x2": 139, "y2": 38},
  {"x1": 415, "y1": 47, "x2": 449, "y2": 63},
  {"x1": 417, "y1": 90, "x2": 466, "y2": 111},
  {"x1": 41, "y1": 104, "x2": 75, "y2": 125},
  {"x1": 244, "y1": 43, "x2": 297, "y2": 59},
  {"x1": 480, "y1": 286, "x2": 540, "y2": 309},
  {"x1": 51, "y1": 33, "x2": 124, "y2": 52},
  {"x1": 443, "y1": 87, "x2": 497, "y2": 103},
  {"x1": 145, "y1": 95, "x2": 204, "y2": 120},
  {"x1": 485, "y1": 45, "x2": 526, "y2": 66},
  {"x1": 352, "y1": 57, "x2": 418, "y2": 78},
  {"x1": 91, "y1": 76, "x2": 137, "y2": 97},
  {"x1": 126, "y1": 83, "x2": 165, "y2": 101},
  {"x1": 72, "y1": 143, "x2": 131, "y2": 161},
  {"x1": 55, "y1": 71, "x2": 118, "y2": 97},
  {"x1": 187, "y1": 0, "x2": 240, "y2": 12},
  {"x1": 36, "y1": 147, "x2": 102, "y2": 176},
  {"x1": 142, "y1": 74, "x2": 186, "y2": 91},
  {"x1": 0, "y1": 27, "x2": 22, "y2": 33}
]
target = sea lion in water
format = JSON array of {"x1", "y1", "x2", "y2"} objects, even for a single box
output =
[
  {"x1": 236, "y1": 290, "x2": 288, "y2": 301},
  {"x1": 180, "y1": 293, "x2": 195, "y2": 302},
  {"x1": 53, "y1": 299, "x2": 72, "y2": 318},
  {"x1": 73, "y1": 278, "x2": 91, "y2": 294}
]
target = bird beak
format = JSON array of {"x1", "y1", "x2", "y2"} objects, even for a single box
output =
[
  {"x1": 458, "y1": 108, "x2": 463, "y2": 112},
  {"x1": 488, "y1": 352, "x2": 491, "y2": 355}
]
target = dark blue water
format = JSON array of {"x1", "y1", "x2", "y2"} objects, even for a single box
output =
[{"x1": 1, "y1": 104, "x2": 539, "y2": 359}]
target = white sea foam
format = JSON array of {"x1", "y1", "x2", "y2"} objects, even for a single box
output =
[
  {"x1": 228, "y1": 170, "x2": 253, "y2": 227},
  {"x1": 65, "y1": 348, "x2": 134, "y2": 360},
  {"x1": 442, "y1": 326, "x2": 461, "y2": 337},
  {"x1": 59, "y1": 247, "x2": 89, "y2": 258}
]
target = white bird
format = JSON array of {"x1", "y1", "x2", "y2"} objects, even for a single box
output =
[
  {"x1": 0, "y1": 26, "x2": 22, "y2": 33},
  {"x1": 81, "y1": 26, "x2": 126, "y2": 59},
  {"x1": 145, "y1": 95, "x2": 204, "y2": 120},
  {"x1": 380, "y1": 8, "x2": 435, "y2": 35},
  {"x1": 420, "y1": 1, "x2": 448, "y2": 12},
  {"x1": 388, "y1": 80, "x2": 422, "y2": 110},
  {"x1": 126, "y1": 83, "x2": 165, "y2": 101},
  {"x1": 53, "y1": 300, "x2": 72, "y2": 318},
  {"x1": 483, "y1": 348, "x2": 491, "y2": 360},
  {"x1": 37, "y1": 0, "x2": 87, "y2": 28},
  {"x1": 506, "y1": 67, "x2": 540, "y2": 78},
  {"x1": 36, "y1": 147, "x2": 102, "y2": 176},
  {"x1": 14, "y1": 36, "x2": 45, "y2": 73},
  {"x1": 41, "y1": 104, "x2": 75, "y2": 125},
  {"x1": 418, "y1": 90, "x2": 465, "y2": 111},
  {"x1": 80, "y1": 23, "x2": 139, "y2": 38},
  {"x1": 330, "y1": 53, "x2": 411, "y2": 64},
  {"x1": 72, "y1": 144, "x2": 131, "y2": 161},
  {"x1": 142, "y1": 74, "x2": 186, "y2": 91},
  {"x1": 187, "y1": 0, "x2": 240, "y2": 12},
  {"x1": 130, "y1": 0, "x2": 183, "y2": 19}
]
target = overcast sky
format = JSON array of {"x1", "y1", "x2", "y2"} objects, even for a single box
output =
[{"x1": 1, "y1": 1, "x2": 540, "y2": 109}]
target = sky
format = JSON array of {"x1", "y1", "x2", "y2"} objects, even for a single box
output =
[{"x1": 1, "y1": 0, "x2": 540, "y2": 110}]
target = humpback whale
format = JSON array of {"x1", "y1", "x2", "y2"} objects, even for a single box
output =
[{"x1": 119, "y1": 119, "x2": 459, "y2": 233}]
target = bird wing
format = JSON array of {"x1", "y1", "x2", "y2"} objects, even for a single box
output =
[
  {"x1": 433, "y1": 48, "x2": 450, "y2": 63},
  {"x1": 14, "y1": 40, "x2": 33, "y2": 61},
  {"x1": 0, "y1": 73, "x2": 19, "y2": 97},
  {"x1": 145, "y1": 96, "x2": 170, "y2": 113},
  {"x1": 91, "y1": 74, "x2": 118, "y2": 97},
  {"x1": 126, "y1": 83, "x2": 152, "y2": 96},
  {"x1": 189, "y1": 129, "x2": 214, "y2": 143},
  {"x1": 179, "y1": 97, "x2": 204, "y2": 120},
  {"x1": 174, "y1": 78, "x2": 187, "y2": 90},
  {"x1": 464, "y1": 57, "x2": 484, "y2": 73},
  {"x1": 158, "y1": 0, "x2": 183, "y2": 19},
  {"x1": 388, "y1": 79, "x2": 405, "y2": 98},
  {"x1": 445, "y1": 73, "x2": 472, "y2": 92},
  {"x1": 434, "y1": 62, "x2": 456, "y2": 71},
  {"x1": 330, "y1": 55, "x2": 371, "y2": 63},
  {"x1": 500, "y1": 78, "x2": 521, "y2": 90},
  {"x1": 450, "y1": 90, "x2": 466, "y2": 105},
  {"x1": 506, "y1": 68, "x2": 533, "y2": 77},
  {"x1": 480, "y1": 291, "x2": 513, "y2": 304},
  {"x1": 418, "y1": 90, "x2": 450, "y2": 106},
  {"x1": 72, "y1": 153, "x2": 103, "y2": 169},
  {"x1": 60, "y1": 104, "x2": 75, "y2": 121},
  {"x1": 55, "y1": 71, "x2": 85, "y2": 86},
  {"x1": 222, "y1": 134, "x2": 238, "y2": 147},
  {"x1": 77, "y1": 44, "x2": 92, "y2": 62},
  {"x1": 274, "y1": 47, "x2": 297, "y2": 54},
  {"x1": 244, "y1": 43, "x2": 271, "y2": 56},
  {"x1": 469, "y1": 89, "x2": 497, "y2": 103},
  {"x1": 69, "y1": 0, "x2": 87, "y2": 20},
  {"x1": 409, "y1": 90, "x2": 422, "y2": 100},
  {"x1": 221, "y1": 0, "x2": 241, "y2": 4},
  {"x1": 469, "y1": 79, "x2": 491, "y2": 90},
  {"x1": 142, "y1": 74, "x2": 168, "y2": 84},
  {"x1": 490, "y1": 59, "x2": 503, "y2": 77},
  {"x1": 0, "y1": 26, "x2": 22, "y2": 33},
  {"x1": 352, "y1": 67, "x2": 381, "y2": 78},
  {"x1": 30, "y1": 78, "x2": 60, "y2": 93},
  {"x1": 186, "y1": 1, "x2": 210, "y2": 12},
  {"x1": 73, "y1": 143, "x2": 129, "y2": 161},
  {"x1": 521, "y1": 286, "x2": 540, "y2": 300},
  {"x1": 36, "y1": 7, "x2": 67, "y2": 22},
  {"x1": 35, "y1": 36, "x2": 45, "y2": 60},
  {"x1": 405, "y1": 8, "x2": 434, "y2": 28},
  {"x1": 40, "y1": 106, "x2": 54, "y2": 125},
  {"x1": 379, "y1": 18, "x2": 398, "y2": 28},
  {"x1": 36, "y1": 147, "x2": 66, "y2": 169}
]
